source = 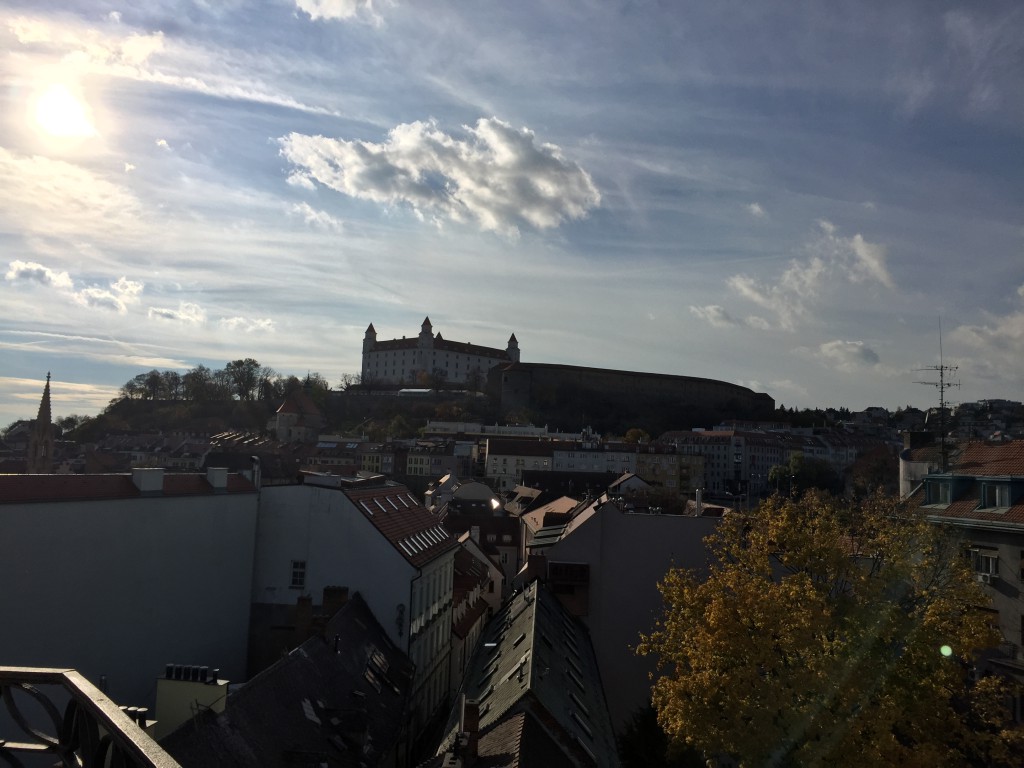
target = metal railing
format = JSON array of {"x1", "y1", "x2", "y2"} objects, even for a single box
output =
[{"x1": 0, "y1": 667, "x2": 180, "y2": 767}]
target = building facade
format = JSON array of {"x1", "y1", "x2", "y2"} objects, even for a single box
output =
[{"x1": 362, "y1": 317, "x2": 519, "y2": 387}]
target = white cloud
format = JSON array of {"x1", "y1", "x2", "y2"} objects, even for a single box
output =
[
  {"x1": 124, "y1": 162, "x2": 136, "y2": 172},
  {"x1": 814, "y1": 340, "x2": 881, "y2": 371},
  {"x1": 747, "y1": 202, "x2": 766, "y2": 218},
  {"x1": 155, "y1": 138, "x2": 170, "y2": 150},
  {"x1": 1017, "y1": 284, "x2": 1024, "y2": 300},
  {"x1": 219, "y1": 316, "x2": 276, "y2": 333},
  {"x1": 0, "y1": 148, "x2": 142, "y2": 240},
  {"x1": 278, "y1": 117, "x2": 601, "y2": 236},
  {"x1": 148, "y1": 302, "x2": 206, "y2": 325},
  {"x1": 6, "y1": 261, "x2": 144, "y2": 315},
  {"x1": 290, "y1": 202, "x2": 343, "y2": 232},
  {"x1": 5, "y1": 260, "x2": 73, "y2": 290},
  {"x1": 724, "y1": 222, "x2": 893, "y2": 331},
  {"x1": 295, "y1": 0, "x2": 373, "y2": 22},
  {"x1": 690, "y1": 304, "x2": 738, "y2": 328}
]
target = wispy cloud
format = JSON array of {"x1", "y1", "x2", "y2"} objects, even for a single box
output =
[
  {"x1": 690, "y1": 304, "x2": 738, "y2": 328},
  {"x1": 723, "y1": 221, "x2": 894, "y2": 331},
  {"x1": 219, "y1": 316, "x2": 276, "y2": 333},
  {"x1": 147, "y1": 302, "x2": 207, "y2": 325},
  {"x1": 814, "y1": 340, "x2": 881, "y2": 371},
  {"x1": 279, "y1": 117, "x2": 601, "y2": 236},
  {"x1": 290, "y1": 202, "x2": 343, "y2": 232},
  {"x1": 747, "y1": 202, "x2": 766, "y2": 219},
  {"x1": 294, "y1": 0, "x2": 376, "y2": 22},
  {"x1": 952, "y1": 285, "x2": 1024, "y2": 385}
]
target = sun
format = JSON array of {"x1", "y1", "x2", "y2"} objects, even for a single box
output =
[{"x1": 33, "y1": 83, "x2": 96, "y2": 139}]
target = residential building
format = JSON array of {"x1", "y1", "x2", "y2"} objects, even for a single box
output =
[
  {"x1": 250, "y1": 474, "x2": 459, "y2": 737},
  {"x1": 905, "y1": 440, "x2": 1024, "y2": 677},
  {"x1": 0, "y1": 468, "x2": 258, "y2": 708},
  {"x1": 161, "y1": 591, "x2": 414, "y2": 767},
  {"x1": 520, "y1": 494, "x2": 719, "y2": 730},
  {"x1": 432, "y1": 580, "x2": 620, "y2": 768},
  {"x1": 484, "y1": 438, "x2": 555, "y2": 492}
]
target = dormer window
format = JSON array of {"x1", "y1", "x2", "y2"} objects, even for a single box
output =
[
  {"x1": 981, "y1": 482, "x2": 1011, "y2": 509},
  {"x1": 925, "y1": 480, "x2": 952, "y2": 506}
]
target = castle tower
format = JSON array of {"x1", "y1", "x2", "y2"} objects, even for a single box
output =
[
  {"x1": 27, "y1": 373, "x2": 55, "y2": 474},
  {"x1": 363, "y1": 323, "x2": 377, "y2": 353},
  {"x1": 506, "y1": 333, "x2": 520, "y2": 363},
  {"x1": 418, "y1": 316, "x2": 434, "y2": 348}
]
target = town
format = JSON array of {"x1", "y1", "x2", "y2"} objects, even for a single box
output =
[{"x1": 2, "y1": 320, "x2": 1023, "y2": 766}]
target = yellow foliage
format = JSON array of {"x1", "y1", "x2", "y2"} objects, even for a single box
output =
[{"x1": 637, "y1": 491, "x2": 1018, "y2": 768}]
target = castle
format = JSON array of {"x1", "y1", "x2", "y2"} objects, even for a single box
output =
[{"x1": 361, "y1": 317, "x2": 519, "y2": 387}]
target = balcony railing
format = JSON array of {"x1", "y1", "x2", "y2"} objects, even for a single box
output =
[{"x1": 0, "y1": 667, "x2": 180, "y2": 767}]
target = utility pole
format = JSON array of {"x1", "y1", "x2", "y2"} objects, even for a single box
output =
[{"x1": 915, "y1": 323, "x2": 960, "y2": 472}]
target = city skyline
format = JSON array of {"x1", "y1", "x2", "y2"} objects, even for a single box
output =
[{"x1": 1, "y1": 2, "x2": 1022, "y2": 426}]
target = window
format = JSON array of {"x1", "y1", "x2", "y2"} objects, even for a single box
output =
[
  {"x1": 982, "y1": 483, "x2": 1011, "y2": 509},
  {"x1": 926, "y1": 481, "x2": 952, "y2": 506},
  {"x1": 290, "y1": 560, "x2": 307, "y2": 589},
  {"x1": 971, "y1": 549, "x2": 999, "y2": 576}
]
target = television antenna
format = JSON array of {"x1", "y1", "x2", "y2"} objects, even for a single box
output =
[{"x1": 914, "y1": 322, "x2": 960, "y2": 472}]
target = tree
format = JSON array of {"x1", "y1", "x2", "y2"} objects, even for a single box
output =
[
  {"x1": 223, "y1": 358, "x2": 263, "y2": 400},
  {"x1": 624, "y1": 427, "x2": 650, "y2": 444},
  {"x1": 638, "y1": 491, "x2": 1022, "y2": 768}
]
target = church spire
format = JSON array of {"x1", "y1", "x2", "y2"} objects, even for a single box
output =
[{"x1": 27, "y1": 373, "x2": 55, "y2": 474}]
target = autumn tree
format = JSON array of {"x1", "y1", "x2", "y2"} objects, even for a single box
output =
[{"x1": 638, "y1": 491, "x2": 1022, "y2": 768}]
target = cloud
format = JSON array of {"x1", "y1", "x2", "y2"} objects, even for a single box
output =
[
  {"x1": 219, "y1": 316, "x2": 276, "y2": 333},
  {"x1": 0, "y1": 148, "x2": 142, "y2": 240},
  {"x1": 295, "y1": 0, "x2": 374, "y2": 22},
  {"x1": 727, "y1": 256, "x2": 826, "y2": 331},
  {"x1": 71, "y1": 277, "x2": 144, "y2": 314},
  {"x1": 155, "y1": 138, "x2": 170, "y2": 150},
  {"x1": 7, "y1": 261, "x2": 144, "y2": 314},
  {"x1": 724, "y1": 222, "x2": 893, "y2": 331},
  {"x1": 690, "y1": 304, "x2": 738, "y2": 328},
  {"x1": 747, "y1": 202, "x2": 766, "y2": 219},
  {"x1": 290, "y1": 202, "x2": 343, "y2": 232},
  {"x1": 814, "y1": 340, "x2": 881, "y2": 371},
  {"x1": 124, "y1": 162, "x2": 136, "y2": 172},
  {"x1": 279, "y1": 117, "x2": 601, "y2": 236},
  {"x1": 952, "y1": 287, "x2": 1024, "y2": 384},
  {"x1": 148, "y1": 302, "x2": 206, "y2": 325},
  {"x1": 5, "y1": 260, "x2": 73, "y2": 290}
]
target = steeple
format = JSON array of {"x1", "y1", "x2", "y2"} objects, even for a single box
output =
[{"x1": 27, "y1": 373, "x2": 55, "y2": 474}]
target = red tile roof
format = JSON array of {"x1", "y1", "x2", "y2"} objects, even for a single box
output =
[
  {"x1": 952, "y1": 441, "x2": 1024, "y2": 476},
  {"x1": 0, "y1": 473, "x2": 255, "y2": 504},
  {"x1": 343, "y1": 485, "x2": 457, "y2": 568}
]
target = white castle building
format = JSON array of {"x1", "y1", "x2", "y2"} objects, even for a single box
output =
[{"x1": 362, "y1": 317, "x2": 519, "y2": 387}]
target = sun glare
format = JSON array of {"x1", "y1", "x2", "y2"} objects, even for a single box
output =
[{"x1": 33, "y1": 83, "x2": 96, "y2": 139}]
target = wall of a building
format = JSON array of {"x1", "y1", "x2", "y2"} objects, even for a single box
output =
[
  {"x1": 0, "y1": 491, "x2": 258, "y2": 709},
  {"x1": 542, "y1": 506, "x2": 719, "y2": 731},
  {"x1": 252, "y1": 485, "x2": 414, "y2": 650}
]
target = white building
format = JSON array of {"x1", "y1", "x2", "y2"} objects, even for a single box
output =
[
  {"x1": 0, "y1": 468, "x2": 258, "y2": 709},
  {"x1": 362, "y1": 316, "x2": 519, "y2": 387},
  {"x1": 251, "y1": 474, "x2": 459, "y2": 735}
]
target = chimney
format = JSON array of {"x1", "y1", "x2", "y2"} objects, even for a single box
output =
[
  {"x1": 322, "y1": 586, "x2": 350, "y2": 617},
  {"x1": 206, "y1": 466, "x2": 228, "y2": 491},
  {"x1": 132, "y1": 468, "x2": 164, "y2": 494},
  {"x1": 458, "y1": 695, "x2": 480, "y2": 763},
  {"x1": 295, "y1": 594, "x2": 314, "y2": 641}
]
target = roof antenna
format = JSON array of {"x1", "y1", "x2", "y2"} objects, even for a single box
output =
[{"x1": 914, "y1": 319, "x2": 960, "y2": 472}]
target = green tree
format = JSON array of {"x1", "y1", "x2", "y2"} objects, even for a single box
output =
[
  {"x1": 624, "y1": 427, "x2": 650, "y2": 444},
  {"x1": 638, "y1": 491, "x2": 1021, "y2": 768}
]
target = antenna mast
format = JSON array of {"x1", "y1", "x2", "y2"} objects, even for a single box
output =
[{"x1": 914, "y1": 322, "x2": 960, "y2": 472}]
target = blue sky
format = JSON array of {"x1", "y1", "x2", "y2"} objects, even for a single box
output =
[{"x1": 1, "y1": 1, "x2": 1022, "y2": 427}]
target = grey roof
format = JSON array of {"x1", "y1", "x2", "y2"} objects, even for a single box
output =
[
  {"x1": 437, "y1": 580, "x2": 620, "y2": 767},
  {"x1": 162, "y1": 593, "x2": 413, "y2": 767}
]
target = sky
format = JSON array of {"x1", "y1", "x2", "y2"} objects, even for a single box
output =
[{"x1": 1, "y1": 1, "x2": 1022, "y2": 427}]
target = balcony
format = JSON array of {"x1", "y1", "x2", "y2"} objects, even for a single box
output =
[{"x1": 0, "y1": 667, "x2": 180, "y2": 767}]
